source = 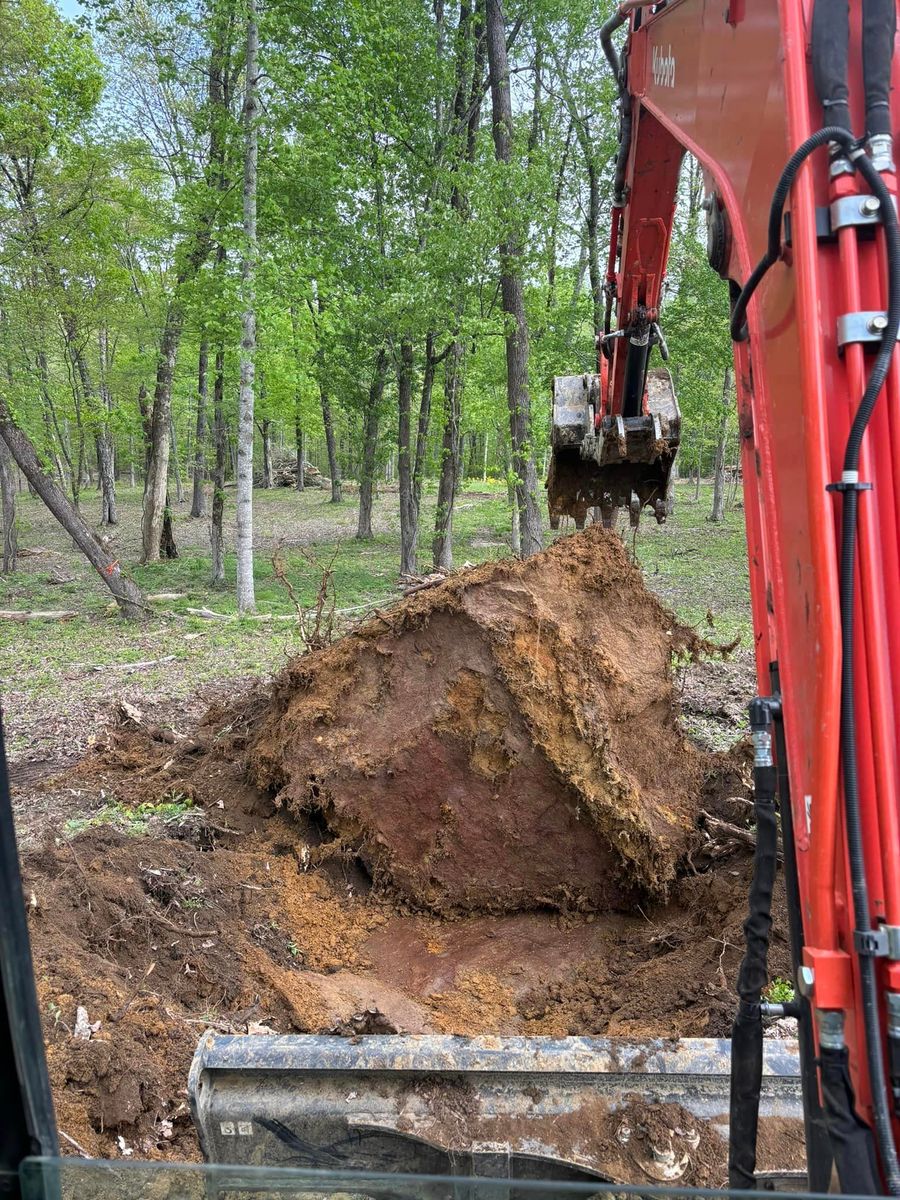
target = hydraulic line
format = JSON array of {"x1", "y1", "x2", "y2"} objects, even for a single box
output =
[
  {"x1": 810, "y1": 0, "x2": 851, "y2": 133},
  {"x1": 729, "y1": 125, "x2": 900, "y2": 1194},
  {"x1": 862, "y1": 0, "x2": 896, "y2": 138}
]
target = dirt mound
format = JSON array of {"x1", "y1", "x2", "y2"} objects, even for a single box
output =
[{"x1": 248, "y1": 526, "x2": 715, "y2": 914}]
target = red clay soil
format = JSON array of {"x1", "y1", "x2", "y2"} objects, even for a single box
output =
[
  {"x1": 248, "y1": 526, "x2": 719, "y2": 913},
  {"x1": 15, "y1": 527, "x2": 791, "y2": 1180}
]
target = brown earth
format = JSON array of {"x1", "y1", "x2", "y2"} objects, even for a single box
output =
[
  {"x1": 248, "y1": 526, "x2": 723, "y2": 913},
  {"x1": 17, "y1": 527, "x2": 793, "y2": 1183}
]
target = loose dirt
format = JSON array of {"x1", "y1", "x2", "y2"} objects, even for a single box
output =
[{"x1": 16, "y1": 528, "x2": 795, "y2": 1184}]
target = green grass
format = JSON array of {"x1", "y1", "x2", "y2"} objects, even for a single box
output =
[
  {"x1": 764, "y1": 977, "x2": 796, "y2": 1005},
  {"x1": 0, "y1": 477, "x2": 751, "y2": 757},
  {"x1": 63, "y1": 793, "x2": 196, "y2": 838}
]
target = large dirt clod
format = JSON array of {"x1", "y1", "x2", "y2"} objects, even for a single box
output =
[{"x1": 248, "y1": 526, "x2": 711, "y2": 914}]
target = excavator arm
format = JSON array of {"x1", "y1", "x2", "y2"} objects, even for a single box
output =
[{"x1": 548, "y1": 0, "x2": 900, "y2": 1191}]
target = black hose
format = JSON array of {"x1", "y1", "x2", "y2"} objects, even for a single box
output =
[
  {"x1": 820, "y1": 1042, "x2": 884, "y2": 1192},
  {"x1": 600, "y1": 8, "x2": 632, "y2": 208},
  {"x1": 862, "y1": 0, "x2": 896, "y2": 137},
  {"x1": 811, "y1": 0, "x2": 852, "y2": 132},
  {"x1": 728, "y1": 700, "x2": 779, "y2": 1189},
  {"x1": 730, "y1": 126, "x2": 848, "y2": 342}
]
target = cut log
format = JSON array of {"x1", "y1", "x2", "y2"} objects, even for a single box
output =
[{"x1": 0, "y1": 609, "x2": 77, "y2": 622}]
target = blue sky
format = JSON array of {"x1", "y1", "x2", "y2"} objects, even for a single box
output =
[{"x1": 56, "y1": 0, "x2": 86, "y2": 19}]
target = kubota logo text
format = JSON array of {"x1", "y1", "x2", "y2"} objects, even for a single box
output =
[{"x1": 652, "y1": 44, "x2": 676, "y2": 87}]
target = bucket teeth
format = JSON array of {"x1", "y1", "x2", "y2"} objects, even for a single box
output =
[{"x1": 547, "y1": 368, "x2": 680, "y2": 527}]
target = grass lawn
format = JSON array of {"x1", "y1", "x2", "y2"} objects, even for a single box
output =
[{"x1": 0, "y1": 477, "x2": 750, "y2": 763}]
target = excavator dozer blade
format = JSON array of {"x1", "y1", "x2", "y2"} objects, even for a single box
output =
[
  {"x1": 547, "y1": 368, "x2": 681, "y2": 529},
  {"x1": 189, "y1": 1033, "x2": 804, "y2": 1190}
]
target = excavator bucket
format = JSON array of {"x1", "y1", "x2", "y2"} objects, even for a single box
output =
[
  {"x1": 547, "y1": 368, "x2": 681, "y2": 529},
  {"x1": 189, "y1": 1032, "x2": 805, "y2": 1189}
]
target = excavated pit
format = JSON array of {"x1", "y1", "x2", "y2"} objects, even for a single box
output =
[{"x1": 13, "y1": 527, "x2": 800, "y2": 1182}]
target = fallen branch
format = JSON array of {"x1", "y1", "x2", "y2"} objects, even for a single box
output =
[
  {"x1": 184, "y1": 606, "x2": 295, "y2": 622},
  {"x1": 0, "y1": 609, "x2": 76, "y2": 622},
  {"x1": 90, "y1": 655, "x2": 176, "y2": 674},
  {"x1": 146, "y1": 592, "x2": 187, "y2": 602}
]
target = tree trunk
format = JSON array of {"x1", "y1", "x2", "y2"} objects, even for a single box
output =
[
  {"x1": 357, "y1": 349, "x2": 388, "y2": 540},
  {"x1": 433, "y1": 340, "x2": 463, "y2": 570},
  {"x1": 503, "y1": 442, "x2": 521, "y2": 555},
  {"x1": 295, "y1": 418, "x2": 305, "y2": 492},
  {"x1": 710, "y1": 369, "x2": 732, "y2": 523},
  {"x1": 486, "y1": 0, "x2": 543, "y2": 557},
  {"x1": 96, "y1": 433, "x2": 117, "y2": 526},
  {"x1": 97, "y1": 327, "x2": 118, "y2": 525},
  {"x1": 0, "y1": 434, "x2": 17, "y2": 573},
  {"x1": 397, "y1": 339, "x2": 417, "y2": 575},
  {"x1": 413, "y1": 333, "x2": 436, "y2": 517},
  {"x1": 320, "y1": 388, "x2": 341, "y2": 502},
  {"x1": 170, "y1": 413, "x2": 185, "y2": 504},
  {"x1": 586, "y1": 161, "x2": 604, "y2": 341},
  {"x1": 142, "y1": 312, "x2": 180, "y2": 561},
  {"x1": 259, "y1": 418, "x2": 273, "y2": 488},
  {"x1": 138, "y1": 380, "x2": 151, "y2": 472},
  {"x1": 191, "y1": 338, "x2": 208, "y2": 517},
  {"x1": 210, "y1": 343, "x2": 227, "y2": 587},
  {"x1": 0, "y1": 406, "x2": 145, "y2": 617},
  {"x1": 160, "y1": 494, "x2": 179, "y2": 558},
  {"x1": 236, "y1": 0, "x2": 258, "y2": 614}
]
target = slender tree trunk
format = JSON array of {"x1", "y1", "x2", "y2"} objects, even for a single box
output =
[
  {"x1": 95, "y1": 434, "x2": 117, "y2": 526},
  {"x1": 0, "y1": 406, "x2": 145, "y2": 617},
  {"x1": 97, "y1": 327, "x2": 118, "y2": 526},
  {"x1": 210, "y1": 344, "x2": 227, "y2": 586},
  {"x1": 0, "y1": 434, "x2": 17, "y2": 573},
  {"x1": 169, "y1": 413, "x2": 185, "y2": 504},
  {"x1": 321, "y1": 388, "x2": 342, "y2": 503},
  {"x1": 142, "y1": 314, "x2": 180, "y2": 561},
  {"x1": 503, "y1": 441, "x2": 521, "y2": 555},
  {"x1": 295, "y1": 418, "x2": 305, "y2": 492},
  {"x1": 397, "y1": 339, "x2": 417, "y2": 575},
  {"x1": 586, "y1": 161, "x2": 604, "y2": 341},
  {"x1": 236, "y1": 0, "x2": 258, "y2": 613},
  {"x1": 413, "y1": 334, "x2": 436, "y2": 518},
  {"x1": 259, "y1": 418, "x2": 273, "y2": 488},
  {"x1": 357, "y1": 349, "x2": 388, "y2": 540},
  {"x1": 710, "y1": 368, "x2": 733, "y2": 523},
  {"x1": 160, "y1": 494, "x2": 179, "y2": 558},
  {"x1": 137, "y1": 380, "x2": 151, "y2": 472},
  {"x1": 433, "y1": 340, "x2": 463, "y2": 569},
  {"x1": 191, "y1": 338, "x2": 208, "y2": 517},
  {"x1": 128, "y1": 438, "x2": 136, "y2": 489},
  {"x1": 486, "y1": 0, "x2": 543, "y2": 557}
]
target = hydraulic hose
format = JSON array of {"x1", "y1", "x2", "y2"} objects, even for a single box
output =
[
  {"x1": 811, "y1": 0, "x2": 851, "y2": 132},
  {"x1": 728, "y1": 125, "x2": 900, "y2": 1194},
  {"x1": 600, "y1": 8, "x2": 632, "y2": 208},
  {"x1": 863, "y1": 0, "x2": 896, "y2": 137},
  {"x1": 728, "y1": 700, "x2": 779, "y2": 1189}
]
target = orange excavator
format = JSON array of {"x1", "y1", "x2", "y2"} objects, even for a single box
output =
[
  {"x1": 550, "y1": 0, "x2": 900, "y2": 1191},
  {"x1": 3, "y1": 1, "x2": 900, "y2": 1196}
]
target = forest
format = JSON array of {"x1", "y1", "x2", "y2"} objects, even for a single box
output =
[{"x1": 0, "y1": 0, "x2": 737, "y2": 617}]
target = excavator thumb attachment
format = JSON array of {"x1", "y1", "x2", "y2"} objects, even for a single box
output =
[
  {"x1": 189, "y1": 1033, "x2": 805, "y2": 1189},
  {"x1": 547, "y1": 368, "x2": 681, "y2": 529}
]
